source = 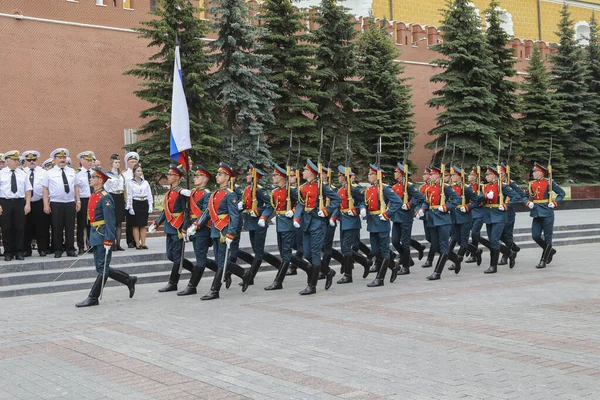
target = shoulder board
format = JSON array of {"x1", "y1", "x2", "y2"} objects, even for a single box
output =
[
  {"x1": 225, "y1": 188, "x2": 233, "y2": 193},
  {"x1": 101, "y1": 190, "x2": 108, "y2": 196},
  {"x1": 257, "y1": 184, "x2": 263, "y2": 189}
]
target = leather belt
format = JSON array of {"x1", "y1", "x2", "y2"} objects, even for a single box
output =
[
  {"x1": 533, "y1": 200, "x2": 550, "y2": 203},
  {"x1": 276, "y1": 210, "x2": 289, "y2": 215},
  {"x1": 485, "y1": 204, "x2": 501, "y2": 208},
  {"x1": 90, "y1": 220, "x2": 105, "y2": 227},
  {"x1": 369, "y1": 210, "x2": 383, "y2": 215}
]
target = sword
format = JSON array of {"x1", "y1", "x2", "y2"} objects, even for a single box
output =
[
  {"x1": 222, "y1": 241, "x2": 231, "y2": 283},
  {"x1": 52, "y1": 246, "x2": 94, "y2": 282},
  {"x1": 99, "y1": 246, "x2": 109, "y2": 300}
]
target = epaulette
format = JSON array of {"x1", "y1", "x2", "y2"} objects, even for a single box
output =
[
  {"x1": 225, "y1": 188, "x2": 233, "y2": 193},
  {"x1": 101, "y1": 190, "x2": 108, "y2": 196}
]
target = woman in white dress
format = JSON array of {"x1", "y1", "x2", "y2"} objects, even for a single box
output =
[
  {"x1": 105, "y1": 154, "x2": 127, "y2": 251},
  {"x1": 126, "y1": 164, "x2": 153, "y2": 249}
]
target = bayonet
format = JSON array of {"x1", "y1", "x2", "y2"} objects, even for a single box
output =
[
  {"x1": 286, "y1": 130, "x2": 293, "y2": 211},
  {"x1": 497, "y1": 135, "x2": 504, "y2": 206},
  {"x1": 548, "y1": 136, "x2": 553, "y2": 204},
  {"x1": 318, "y1": 127, "x2": 324, "y2": 209},
  {"x1": 506, "y1": 138, "x2": 513, "y2": 183},
  {"x1": 377, "y1": 137, "x2": 385, "y2": 213},
  {"x1": 345, "y1": 135, "x2": 354, "y2": 209},
  {"x1": 440, "y1": 133, "x2": 448, "y2": 206}
]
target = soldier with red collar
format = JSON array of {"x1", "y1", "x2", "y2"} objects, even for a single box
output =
[
  {"x1": 498, "y1": 163, "x2": 526, "y2": 268},
  {"x1": 148, "y1": 165, "x2": 195, "y2": 293},
  {"x1": 525, "y1": 162, "x2": 565, "y2": 269},
  {"x1": 196, "y1": 162, "x2": 250, "y2": 300},
  {"x1": 422, "y1": 165, "x2": 461, "y2": 281},
  {"x1": 390, "y1": 163, "x2": 425, "y2": 278},
  {"x1": 418, "y1": 167, "x2": 437, "y2": 269},
  {"x1": 363, "y1": 164, "x2": 402, "y2": 287},
  {"x1": 464, "y1": 166, "x2": 484, "y2": 265},
  {"x1": 480, "y1": 166, "x2": 520, "y2": 274},
  {"x1": 76, "y1": 168, "x2": 137, "y2": 308},
  {"x1": 293, "y1": 159, "x2": 341, "y2": 295}
]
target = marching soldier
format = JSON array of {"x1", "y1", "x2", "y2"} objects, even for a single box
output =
[
  {"x1": 319, "y1": 165, "x2": 346, "y2": 280},
  {"x1": 498, "y1": 163, "x2": 526, "y2": 267},
  {"x1": 0, "y1": 151, "x2": 32, "y2": 261},
  {"x1": 333, "y1": 165, "x2": 365, "y2": 284},
  {"x1": 418, "y1": 167, "x2": 436, "y2": 269},
  {"x1": 423, "y1": 165, "x2": 461, "y2": 281},
  {"x1": 148, "y1": 165, "x2": 196, "y2": 293},
  {"x1": 465, "y1": 166, "x2": 484, "y2": 265},
  {"x1": 286, "y1": 165, "x2": 306, "y2": 276},
  {"x1": 42, "y1": 148, "x2": 81, "y2": 258},
  {"x1": 22, "y1": 151, "x2": 51, "y2": 257},
  {"x1": 363, "y1": 164, "x2": 402, "y2": 287},
  {"x1": 525, "y1": 162, "x2": 565, "y2": 269},
  {"x1": 196, "y1": 162, "x2": 250, "y2": 300},
  {"x1": 480, "y1": 166, "x2": 520, "y2": 274},
  {"x1": 75, "y1": 151, "x2": 94, "y2": 255},
  {"x1": 391, "y1": 163, "x2": 425, "y2": 277},
  {"x1": 76, "y1": 168, "x2": 137, "y2": 307},
  {"x1": 181, "y1": 164, "x2": 219, "y2": 295},
  {"x1": 293, "y1": 159, "x2": 341, "y2": 295}
]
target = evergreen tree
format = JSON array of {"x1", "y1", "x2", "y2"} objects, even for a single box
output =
[
  {"x1": 550, "y1": 4, "x2": 600, "y2": 182},
  {"x1": 125, "y1": 0, "x2": 222, "y2": 180},
  {"x1": 427, "y1": 0, "x2": 499, "y2": 166},
  {"x1": 484, "y1": 1, "x2": 524, "y2": 177},
  {"x1": 586, "y1": 12, "x2": 600, "y2": 181},
  {"x1": 311, "y1": 0, "x2": 362, "y2": 166},
  {"x1": 355, "y1": 19, "x2": 415, "y2": 174},
  {"x1": 257, "y1": 0, "x2": 321, "y2": 163},
  {"x1": 519, "y1": 44, "x2": 568, "y2": 182},
  {"x1": 208, "y1": 0, "x2": 279, "y2": 172}
]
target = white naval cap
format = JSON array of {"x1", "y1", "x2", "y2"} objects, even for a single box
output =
[{"x1": 50, "y1": 148, "x2": 70, "y2": 158}]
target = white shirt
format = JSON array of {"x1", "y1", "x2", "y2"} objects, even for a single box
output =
[
  {"x1": 42, "y1": 165, "x2": 77, "y2": 203},
  {"x1": 123, "y1": 168, "x2": 134, "y2": 181},
  {"x1": 126, "y1": 178, "x2": 153, "y2": 211},
  {"x1": 22, "y1": 166, "x2": 46, "y2": 202},
  {"x1": 104, "y1": 171, "x2": 125, "y2": 194},
  {"x1": 75, "y1": 167, "x2": 92, "y2": 198},
  {"x1": 0, "y1": 167, "x2": 33, "y2": 199}
]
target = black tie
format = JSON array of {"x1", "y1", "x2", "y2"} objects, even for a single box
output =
[
  {"x1": 87, "y1": 170, "x2": 92, "y2": 193},
  {"x1": 11, "y1": 170, "x2": 17, "y2": 194},
  {"x1": 61, "y1": 168, "x2": 70, "y2": 193},
  {"x1": 29, "y1": 169, "x2": 34, "y2": 187}
]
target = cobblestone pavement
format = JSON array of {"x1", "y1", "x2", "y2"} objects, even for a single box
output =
[{"x1": 1, "y1": 242, "x2": 600, "y2": 400}]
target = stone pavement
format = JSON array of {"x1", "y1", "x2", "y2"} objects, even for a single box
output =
[{"x1": 1, "y1": 242, "x2": 600, "y2": 400}]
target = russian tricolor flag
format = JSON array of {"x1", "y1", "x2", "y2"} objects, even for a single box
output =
[{"x1": 169, "y1": 43, "x2": 191, "y2": 170}]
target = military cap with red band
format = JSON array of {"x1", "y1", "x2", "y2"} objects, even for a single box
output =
[
  {"x1": 168, "y1": 164, "x2": 184, "y2": 177},
  {"x1": 248, "y1": 164, "x2": 265, "y2": 179},
  {"x1": 499, "y1": 163, "x2": 507, "y2": 174},
  {"x1": 429, "y1": 165, "x2": 442, "y2": 174},
  {"x1": 91, "y1": 167, "x2": 110, "y2": 182},
  {"x1": 471, "y1": 166, "x2": 479, "y2": 175},
  {"x1": 193, "y1": 164, "x2": 212, "y2": 179},
  {"x1": 305, "y1": 159, "x2": 319, "y2": 174},
  {"x1": 532, "y1": 162, "x2": 548, "y2": 174},
  {"x1": 451, "y1": 165, "x2": 462, "y2": 175},
  {"x1": 486, "y1": 166, "x2": 499, "y2": 176},
  {"x1": 273, "y1": 164, "x2": 287, "y2": 178},
  {"x1": 369, "y1": 163, "x2": 384, "y2": 176},
  {"x1": 338, "y1": 165, "x2": 355, "y2": 176},
  {"x1": 218, "y1": 162, "x2": 235, "y2": 177}
]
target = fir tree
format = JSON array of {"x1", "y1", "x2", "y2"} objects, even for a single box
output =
[
  {"x1": 519, "y1": 44, "x2": 568, "y2": 182},
  {"x1": 427, "y1": 0, "x2": 499, "y2": 166},
  {"x1": 257, "y1": 0, "x2": 321, "y2": 163},
  {"x1": 124, "y1": 0, "x2": 222, "y2": 180},
  {"x1": 311, "y1": 0, "x2": 362, "y2": 165},
  {"x1": 208, "y1": 0, "x2": 279, "y2": 172},
  {"x1": 355, "y1": 19, "x2": 415, "y2": 174},
  {"x1": 585, "y1": 12, "x2": 600, "y2": 181},
  {"x1": 484, "y1": 1, "x2": 524, "y2": 178},
  {"x1": 550, "y1": 4, "x2": 600, "y2": 182}
]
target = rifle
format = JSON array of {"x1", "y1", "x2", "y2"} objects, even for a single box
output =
[
  {"x1": 251, "y1": 135, "x2": 259, "y2": 212},
  {"x1": 403, "y1": 134, "x2": 411, "y2": 204},
  {"x1": 345, "y1": 135, "x2": 354, "y2": 209},
  {"x1": 460, "y1": 148, "x2": 466, "y2": 207},
  {"x1": 318, "y1": 128, "x2": 324, "y2": 209},
  {"x1": 228, "y1": 136, "x2": 235, "y2": 191},
  {"x1": 440, "y1": 134, "x2": 448, "y2": 206},
  {"x1": 286, "y1": 130, "x2": 293, "y2": 211},
  {"x1": 295, "y1": 140, "x2": 301, "y2": 189},
  {"x1": 376, "y1": 137, "x2": 386, "y2": 213},
  {"x1": 497, "y1": 136, "x2": 504, "y2": 206},
  {"x1": 430, "y1": 140, "x2": 439, "y2": 167},
  {"x1": 506, "y1": 138, "x2": 513, "y2": 184},
  {"x1": 548, "y1": 136, "x2": 553, "y2": 204},
  {"x1": 476, "y1": 139, "x2": 482, "y2": 195},
  {"x1": 326, "y1": 136, "x2": 336, "y2": 207}
]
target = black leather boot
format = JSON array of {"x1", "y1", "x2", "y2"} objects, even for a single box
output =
[
  {"x1": 265, "y1": 261, "x2": 290, "y2": 290},
  {"x1": 331, "y1": 248, "x2": 345, "y2": 274},
  {"x1": 498, "y1": 254, "x2": 508, "y2": 265},
  {"x1": 367, "y1": 259, "x2": 390, "y2": 287},
  {"x1": 370, "y1": 256, "x2": 382, "y2": 273},
  {"x1": 262, "y1": 252, "x2": 282, "y2": 268},
  {"x1": 76, "y1": 275, "x2": 105, "y2": 307},
  {"x1": 455, "y1": 246, "x2": 466, "y2": 274},
  {"x1": 422, "y1": 249, "x2": 435, "y2": 268},
  {"x1": 358, "y1": 241, "x2": 373, "y2": 259},
  {"x1": 177, "y1": 266, "x2": 204, "y2": 296},
  {"x1": 353, "y1": 251, "x2": 373, "y2": 279},
  {"x1": 241, "y1": 258, "x2": 262, "y2": 286},
  {"x1": 108, "y1": 268, "x2": 137, "y2": 298},
  {"x1": 536, "y1": 245, "x2": 549, "y2": 269},
  {"x1": 466, "y1": 243, "x2": 482, "y2": 266},
  {"x1": 427, "y1": 253, "x2": 448, "y2": 281},
  {"x1": 291, "y1": 254, "x2": 310, "y2": 274},
  {"x1": 322, "y1": 264, "x2": 336, "y2": 290},
  {"x1": 411, "y1": 239, "x2": 425, "y2": 260},
  {"x1": 484, "y1": 249, "x2": 499, "y2": 274},
  {"x1": 158, "y1": 263, "x2": 180, "y2": 292},
  {"x1": 299, "y1": 265, "x2": 318, "y2": 295},
  {"x1": 398, "y1": 248, "x2": 411, "y2": 276},
  {"x1": 546, "y1": 244, "x2": 556, "y2": 264},
  {"x1": 227, "y1": 262, "x2": 250, "y2": 292},
  {"x1": 201, "y1": 269, "x2": 223, "y2": 300},
  {"x1": 337, "y1": 255, "x2": 353, "y2": 284}
]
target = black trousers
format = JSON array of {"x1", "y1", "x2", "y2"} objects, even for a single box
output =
[
  {"x1": 0, "y1": 198, "x2": 26, "y2": 256},
  {"x1": 50, "y1": 201, "x2": 76, "y2": 254},
  {"x1": 25, "y1": 199, "x2": 50, "y2": 253},
  {"x1": 125, "y1": 213, "x2": 135, "y2": 246},
  {"x1": 76, "y1": 197, "x2": 91, "y2": 250}
]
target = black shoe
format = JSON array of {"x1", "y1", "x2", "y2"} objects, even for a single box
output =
[
  {"x1": 15, "y1": 255, "x2": 24, "y2": 261},
  {"x1": 454, "y1": 262, "x2": 461, "y2": 274},
  {"x1": 536, "y1": 261, "x2": 546, "y2": 269},
  {"x1": 39, "y1": 250, "x2": 47, "y2": 257},
  {"x1": 141, "y1": 245, "x2": 148, "y2": 250},
  {"x1": 325, "y1": 269, "x2": 336, "y2": 290},
  {"x1": 158, "y1": 283, "x2": 177, "y2": 292},
  {"x1": 54, "y1": 252, "x2": 62, "y2": 258},
  {"x1": 421, "y1": 260, "x2": 432, "y2": 268},
  {"x1": 476, "y1": 249, "x2": 483, "y2": 266},
  {"x1": 78, "y1": 248, "x2": 85, "y2": 256},
  {"x1": 177, "y1": 286, "x2": 197, "y2": 296},
  {"x1": 128, "y1": 243, "x2": 135, "y2": 249},
  {"x1": 318, "y1": 272, "x2": 326, "y2": 280},
  {"x1": 116, "y1": 246, "x2": 125, "y2": 251},
  {"x1": 126, "y1": 276, "x2": 137, "y2": 298},
  {"x1": 426, "y1": 272, "x2": 441, "y2": 280},
  {"x1": 224, "y1": 272, "x2": 232, "y2": 289},
  {"x1": 484, "y1": 266, "x2": 497, "y2": 274},
  {"x1": 75, "y1": 297, "x2": 99, "y2": 307},
  {"x1": 465, "y1": 255, "x2": 476, "y2": 264},
  {"x1": 4, "y1": 255, "x2": 13, "y2": 261},
  {"x1": 367, "y1": 278, "x2": 384, "y2": 287},
  {"x1": 498, "y1": 255, "x2": 508, "y2": 266},
  {"x1": 547, "y1": 247, "x2": 556, "y2": 264},
  {"x1": 24, "y1": 251, "x2": 32, "y2": 257},
  {"x1": 448, "y1": 264, "x2": 456, "y2": 271},
  {"x1": 66, "y1": 251, "x2": 77, "y2": 257},
  {"x1": 299, "y1": 285, "x2": 316, "y2": 295},
  {"x1": 136, "y1": 246, "x2": 143, "y2": 250},
  {"x1": 200, "y1": 291, "x2": 220, "y2": 300},
  {"x1": 418, "y1": 246, "x2": 424, "y2": 261},
  {"x1": 509, "y1": 252, "x2": 516, "y2": 269},
  {"x1": 337, "y1": 275, "x2": 353, "y2": 284},
  {"x1": 398, "y1": 267, "x2": 410, "y2": 275},
  {"x1": 390, "y1": 264, "x2": 399, "y2": 283},
  {"x1": 264, "y1": 280, "x2": 283, "y2": 290},
  {"x1": 286, "y1": 268, "x2": 297, "y2": 276}
]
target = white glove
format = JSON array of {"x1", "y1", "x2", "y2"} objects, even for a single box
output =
[
  {"x1": 237, "y1": 201, "x2": 244, "y2": 211},
  {"x1": 418, "y1": 209, "x2": 425, "y2": 218},
  {"x1": 438, "y1": 206, "x2": 445, "y2": 212},
  {"x1": 249, "y1": 210, "x2": 258, "y2": 217},
  {"x1": 347, "y1": 209, "x2": 355, "y2": 216},
  {"x1": 329, "y1": 219, "x2": 336, "y2": 227},
  {"x1": 379, "y1": 214, "x2": 387, "y2": 221},
  {"x1": 148, "y1": 207, "x2": 153, "y2": 214},
  {"x1": 401, "y1": 203, "x2": 408, "y2": 211},
  {"x1": 180, "y1": 189, "x2": 191, "y2": 197},
  {"x1": 460, "y1": 206, "x2": 467, "y2": 213},
  {"x1": 486, "y1": 191, "x2": 494, "y2": 200},
  {"x1": 318, "y1": 210, "x2": 325, "y2": 218},
  {"x1": 148, "y1": 223, "x2": 157, "y2": 234},
  {"x1": 293, "y1": 221, "x2": 301, "y2": 229},
  {"x1": 104, "y1": 244, "x2": 112, "y2": 251},
  {"x1": 271, "y1": 217, "x2": 277, "y2": 224},
  {"x1": 129, "y1": 208, "x2": 135, "y2": 215},
  {"x1": 548, "y1": 202, "x2": 555, "y2": 209},
  {"x1": 258, "y1": 218, "x2": 266, "y2": 227},
  {"x1": 187, "y1": 224, "x2": 197, "y2": 237},
  {"x1": 285, "y1": 210, "x2": 294, "y2": 218},
  {"x1": 499, "y1": 204, "x2": 506, "y2": 211},
  {"x1": 528, "y1": 201, "x2": 535, "y2": 209},
  {"x1": 360, "y1": 209, "x2": 367, "y2": 218},
  {"x1": 226, "y1": 237, "x2": 233, "y2": 245}
]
